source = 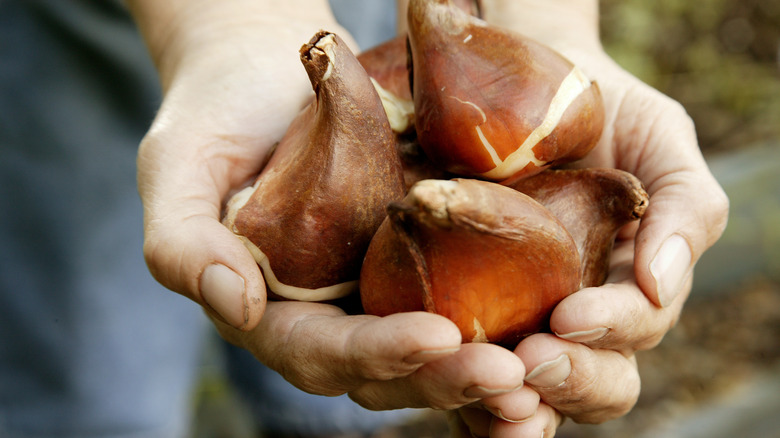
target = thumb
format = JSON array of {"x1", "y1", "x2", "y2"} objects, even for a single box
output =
[
  {"x1": 628, "y1": 100, "x2": 729, "y2": 308},
  {"x1": 138, "y1": 128, "x2": 267, "y2": 331}
]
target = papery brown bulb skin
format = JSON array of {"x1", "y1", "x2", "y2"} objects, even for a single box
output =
[
  {"x1": 356, "y1": 0, "x2": 481, "y2": 101},
  {"x1": 223, "y1": 31, "x2": 406, "y2": 302},
  {"x1": 358, "y1": 217, "x2": 428, "y2": 316},
  {"x1": 360, "y1": 178, "x2": 581, "y2": 348},
  {"x1": 407, "y1": 0, "x2": 604, "y2": 183},
  {"x1": 510, "y1": 168, "x2": 649, "y2": 288}
]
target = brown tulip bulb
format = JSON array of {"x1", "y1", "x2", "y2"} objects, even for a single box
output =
[
  {"x1": 510, "y1": 168, "x2": 649, "y2": 288},
  {"x1": 357, "y1": 1, "x2": 481, "y2": 134},
  {"x1": 407, "y1": 0, "x2": 605, "y2": 184},
  {"x1": 358, "y1": 0, "x2": 482, "y2": 102},
  {"x1": 360, "y1": 178, "x2": 581, "y2": 347},
  {"x1": 223, "y1": 31, "x2": 406, "y2": 302}
]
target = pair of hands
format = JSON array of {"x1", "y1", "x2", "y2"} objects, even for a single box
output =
[{"x1": 131, "y1": 1, "x2": 729, "y2": 437}]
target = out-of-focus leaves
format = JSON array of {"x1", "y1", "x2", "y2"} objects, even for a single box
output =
[{"x1": 601, "y1": 0, "x2": 780, "y2": 152}]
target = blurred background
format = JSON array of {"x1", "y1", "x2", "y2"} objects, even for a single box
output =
[{"x1": 192, "y1": 1, "x2": 780, "y2": 437}]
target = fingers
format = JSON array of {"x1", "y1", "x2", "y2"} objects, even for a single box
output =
[
  {"x1": 350, "y1": 342, "x2": 526, "y2": 411},
  {"x1": 490, "y1": 404, "x2": 563, "y2": 438},
  {"x1": 138, "y1": 129, "x2": 269, "y2": 331},
  {"x1": 213, "y1": 303, "x2": 464, "y2": 397},
  {"x1": 550, "y1": 240, "x2": 691, "y2": 353},
  {"x1": 515, "y1": 333, "x2": 641, "y2": 425},
  {"x1": 455, "y1": 387, "x2": 542, "y2": 436},
  {"x1": 136, "y1": 16, "x2": 359, "y2": 332},
  {"x1": 480, "y1": 386, "x2": 541, "y2": 424},
  {"x1": 214, "y1": 302, "x2": 527, "y2": 413},
  {"x1": 609, "y1": 85, "x2": 729, "y2": 308},
  {"x1": 633, "y1": 154, "x2": 728, "y2": 308},
  {"x1": 451, "y1": 401, "x2": 562, "y2": 438}
]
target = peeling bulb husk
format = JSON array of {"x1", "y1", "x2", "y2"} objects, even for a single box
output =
[
  {"x1": 223, "y1": 31, "x2": 406, "y2": 301},
  {"x1": 407, "y1": 0, "x2": 605, "y2": 183},
  {"x1": 360, "y1": 178, "x2": 581, "y2": 348}
]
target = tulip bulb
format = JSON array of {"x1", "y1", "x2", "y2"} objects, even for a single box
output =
[
  {"x1": 407, "y1": 0, "x2": 605, "y2": 184},
  {"x1": 511, "y1": 168, "x2": 649, "y2": 288},
  {"x1": 223, "y1": 31, "x2": 406, "y2": 302},
  {"x1": 360, "y1": 178, "x2": 581, "y2": 347}
]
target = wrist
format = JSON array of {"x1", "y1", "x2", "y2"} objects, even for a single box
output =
[
  {"x1": 480, "y1": 0, "x2": 602, "y2": 59},
  {"x1": 126, "y1": 0, "x2": 339, "y2": 90}
]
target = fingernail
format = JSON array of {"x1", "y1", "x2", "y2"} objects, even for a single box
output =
[
  {"x1": 650, "y1": 234, "x2": 692, "y2": 307},
  {"x1": 483, "y1": 406, "x2": 533, "y2": 424},
  {"x1": 556, "y1": 327, "x2": 610, "y2": 343},
  {"x1": 403, "y1": 347, "x2": 460, "y2": 364},
  {"x1": 525, "y1": 354, "x2": 571, "y2": 388},
  {"x1": 200, "y1": 263, "x2": 247, "y2": 329},
  {"x1": 463, "y1": 384, "x2": 521, "y2": 399}
]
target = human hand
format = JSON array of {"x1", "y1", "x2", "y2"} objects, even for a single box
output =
[
  {"x1": 129, "y1": 0, "x2": 359, "y2": 330},
  {"x1": 447, "y1": 0, "x2": 729, "y2": 436},
  {"x1": 211, "y1": 300, "x2": 528, "y2": 414}
]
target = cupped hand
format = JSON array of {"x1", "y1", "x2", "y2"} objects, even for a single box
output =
[
  {"x1": 211, "y1": 301, "x2": 527, "y2": 412},
  {"x1": 452, "y1": 2, "x2": 729, "y2": 435},
  {"x1": 131, "y1": 1, "x2": 360, "y2": 330},
  {"x1": 521, "y1": 43, "x2": 729, "y2": 426}
]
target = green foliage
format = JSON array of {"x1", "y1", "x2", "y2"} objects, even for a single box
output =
[{"x1": 600, "y1": 0, "x2": 780, "y2": 152}]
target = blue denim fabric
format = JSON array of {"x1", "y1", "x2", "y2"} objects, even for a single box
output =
[
  {"x1": 223, "y1": 344, "x2": 418, "y2": 437},
  {"x1": 0, "y1": 1, "x2": 408, "y2": 437},
  {"x1": 0, "y1": 1, "x2": 206, "y2": 436}
]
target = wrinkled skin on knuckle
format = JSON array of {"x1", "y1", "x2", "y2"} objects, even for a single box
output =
[
  {"x1": 347, "y1": 380, "x2": 470, "y2": 412},
  {"x1": 584, "y1": 362, "x2": 641, "y2": 423},
  {"x1": 358, "y1": 361, "x2": 422, "y2": 382},
  {"x1": 427, "y1": 393, "x2": 475, "y2": 411},
  {"x1": 284, "y1": 364, "x2": 352, "y2": 397},
  {"x1": 562, "y1": 379, "x2": 640, "y2": 424},
  {"x1": 270, "y1": 336, "x2": 357, "y2": 396},
  {"x1": 625, "y1": 302, "x2": 670, "y2": 351},
  {"x1": 543, "y1": 353, "x2": 640, "y2": 424},
  {"x1": 347, "y1": 387, "x2": 387, "y2": 411}
]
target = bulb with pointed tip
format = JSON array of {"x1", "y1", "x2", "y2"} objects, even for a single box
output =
[
  {"x1": 359, "y1": 178, "x2": 581, "y2": 348},
  {"x1": 223, "y1": 31, "x2": 406, "y2": 302},
  {"x1": 407, "y1": 0, "x2": 605, "y2": 184},
  {"x1": 510, "y1": 168, "x2": 649, "y2": 288}
]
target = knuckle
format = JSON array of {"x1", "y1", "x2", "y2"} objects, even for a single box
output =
[
  {"x1": 551, "y1": 353, "x2": 641, "y2": 424},
  {"x1": 660, "y1": 96, "x2": 695, "y2": 130},
  {"x1": 633, "y1": 331, "x2": 667, "y2": 352},
  {"x1": 348, "y1": 390, "x2": 384, "y2": 411},
  {"x1": 358, "y1": 361, "x2": 421, "y2": 382},
  {"x1": 610, "y1": 368, "x2": 641, "y2": 418},
  {"x1": 420, "y1": 387, "x2": 472, "y2": 411},
  {"x1": 282, "y1": 365, "x2": 351, "y2": 398}
]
